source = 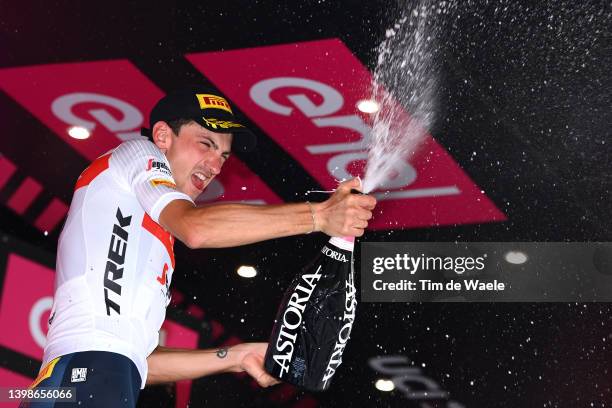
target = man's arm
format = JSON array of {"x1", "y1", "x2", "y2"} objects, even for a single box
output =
[
  {"x1": 146, "y1": 343, "x2": 278, "y2": 387},
  {"x1": 159, "y1": 178, "x2": 376, "y2": 248}
]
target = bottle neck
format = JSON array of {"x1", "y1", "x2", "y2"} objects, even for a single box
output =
[{"x1": 329, "y1": 236, "x2": 355, "y2": 252}]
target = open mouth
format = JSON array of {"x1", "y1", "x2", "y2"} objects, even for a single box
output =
[{"x1": 191, "y1": 172, "x2": 209, "y2": 191}]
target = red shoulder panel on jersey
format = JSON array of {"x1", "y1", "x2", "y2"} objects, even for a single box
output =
[
  {"x1": 142, "y1": 213, "x2": 176, "y2": 268},
  {"x1": 74, "y1": 153, "x2": 111, "y2": 191}
]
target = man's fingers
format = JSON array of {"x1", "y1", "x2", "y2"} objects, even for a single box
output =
[
  {"x1": 257, "y1": 372, "x2": 281, "y2": 387},
  {"x1": 253, "y1": 367, "x2": 280, "y2": 387},
  {"x1": 337, "y1": 178, "x2": 362, "y2": 194},
  {"x1": 242, "y1": 353, "x2": 280, "y2": 388},
  {"x1": 356, "y1": 208, "x2": 373, "y2": 221},
  {"x1": 349, "y1": 226, "x2": 366, "y2": 237},
  {"x1": 318, "y1": 178, "x2": 376, "y2": 237},
  {"x1": 352, "y1": 220, "x2": 368, "y2": 230},
  {"x1": 355, "y1": 194, "x2": 377, "y2": 210}
]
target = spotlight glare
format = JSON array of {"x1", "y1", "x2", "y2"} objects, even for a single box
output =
[
  {"x1": 237, "y1": 265, "x2": 257, "y2": 278},
  {"x1": 375, "y1": 379, "x2": 395, "y2": 392},
  {"x1": 356, "y1": 99, "x2": 380, "y2": 113},
  {"x1": 505, "y1": 251, "x2": 528, "y2": 265},
  {"x1": 68, "y1": 126, "x2": 91, "y2": 140}
]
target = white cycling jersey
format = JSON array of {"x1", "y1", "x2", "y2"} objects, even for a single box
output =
[{"x1": 42, "y1": 139, "x2": 194, "y2": 388}]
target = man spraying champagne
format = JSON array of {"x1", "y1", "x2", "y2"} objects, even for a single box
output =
[{"x1": 25, "y1": 88, "x2": 376, "y2": 407}]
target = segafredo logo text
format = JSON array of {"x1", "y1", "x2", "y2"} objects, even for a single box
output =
[
  {"x1": 321, "y1": 266, "x2": 357, "y2": 387},
  {"x1": 272, "y1": 265, "x2": 323, "y2": 376},
  {"x1": 321, "y1": 245, "x2": 349, "y2": 263}
]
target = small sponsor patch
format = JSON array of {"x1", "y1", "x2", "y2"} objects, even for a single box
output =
[
  {"x1": 202, "y1": 117, "x2": 245, "y2": 130},
  {"x1": 150, "y1": 179, "x2": 176, "y2": 188},
  {"x1": 196, "y1": 94, "x2": 233, "y2": 113},
  {"x1": 146, "y1": 158, "x2": 172, "y2": 176},
  {"x1": 71, "y1": 367, "x2": 87, "y2": 383}
]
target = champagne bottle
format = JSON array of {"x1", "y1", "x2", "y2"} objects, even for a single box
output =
[{"x1": 264, "y1": 236, "x2": 357, "y2": 391}]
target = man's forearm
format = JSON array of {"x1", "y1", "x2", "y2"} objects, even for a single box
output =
[
  {"x1": 193, "y1": 202, "x2": 317, "y2": 247},
  {"x1": 146, "y1": 346, "x2": 239, "y2": 385},
  {"x1": 158, "y1": 178, "x2": 375, "y2": 248},
  {"x1": 161, "y1": 200, "x2": 318, "y2": 249}
]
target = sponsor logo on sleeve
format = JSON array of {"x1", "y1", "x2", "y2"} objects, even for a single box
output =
[
  {"x1": 150, "y1": 179, "x2": 177, "y2": 189},
  {"x1": 146, "y1": 158, "x2": 172, "y2": 176}
]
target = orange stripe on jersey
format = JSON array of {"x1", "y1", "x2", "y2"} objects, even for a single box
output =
[
  {"x1": 142, "y1": 213, "x2": 175, "y2": 268},
  {"x1": 30, "y1": 357, "x2": 60, "y2": 389},
  {"x1": 74, "y1": 153, "x2": 111, "y2": 191}
]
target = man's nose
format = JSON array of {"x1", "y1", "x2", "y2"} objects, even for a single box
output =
[{"x1": 207, "y1": 155, "x2": 223, "y2": 175}]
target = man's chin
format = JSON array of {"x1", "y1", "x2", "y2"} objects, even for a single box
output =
[
  {"x1": 182, "y1": 177, "x2": 218, "y2": 203},
  {"x1": 191, "y1": 183, "x2": 212, "y2": 201},
  {"x1": 175, "y1": 185, "x2": 202, "y2": 202},
  {"x1": 190, "y1": 188, "x2": 204, "y2": 201}
]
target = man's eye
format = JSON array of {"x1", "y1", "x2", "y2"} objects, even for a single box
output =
[{"x1": 200, "y1": 142, "x2": 211, "y2": 148}]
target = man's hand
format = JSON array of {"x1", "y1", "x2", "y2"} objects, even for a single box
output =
[
  {"x1": 232, "y1": 343, "x2": 280, "y2": 387},
  {"x1": 314, "y1": 178, "x2": 377, "y2": 237},
  {"x1": 146, "y1": 343, "x2": 280, "y2": 386}
]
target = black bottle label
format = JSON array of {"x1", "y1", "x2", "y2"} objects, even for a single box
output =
[{"x1": 264, "y1": 237, "x2": 356, "y2": 391}]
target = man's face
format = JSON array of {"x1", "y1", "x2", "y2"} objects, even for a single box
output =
[{"x1": 162, "y1": 121, "x2": 232, "y2": 200}]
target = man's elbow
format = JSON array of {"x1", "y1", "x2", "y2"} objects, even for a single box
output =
[
  {"x1": 160, "y1": 203, "x2": 207, "y2": 249},
  {"x1": 145, "y1": 372, "x2": 171, "y2": 386},
  {"x1": 178, "y1": 219, "x2": 212, "y2": 249},
  {"x1": 181, "y1": 230, "x2": 204, "y2": 249},
  {"x1": 166, "y1": 222, "x2": 200, "y2": 249}
]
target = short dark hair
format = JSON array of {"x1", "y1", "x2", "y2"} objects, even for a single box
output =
[{"x1": 146, "y1": 118, "x2": 195, "y2": 142}]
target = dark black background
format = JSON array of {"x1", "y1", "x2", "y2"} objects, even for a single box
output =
[{"x1": 1, "y1": 1, "x2": 610, "y2": 407}]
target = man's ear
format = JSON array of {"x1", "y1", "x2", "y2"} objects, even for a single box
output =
[{"x1": 152, "y1": 121, "x2": 173, "y2": 152}]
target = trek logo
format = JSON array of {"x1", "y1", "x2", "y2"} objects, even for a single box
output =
[
  {"x1": 321, "y1": 246, "x2": 348, "y2": 263},
  {"x1": 272, "y1": 265, "x2": 323, "y2": 377},
  {"x1": 104, "y1": 208, "x2": 131, "y2": 316},
  {"x1": 146, "y1": 158, "x2": 172, "y2": 176},
  {"x1": 71, "y1": 368, "x2": 87, "y2": 383},
  {"x1": 321, "y1": 266, "x2": 357, "y2": 387}
]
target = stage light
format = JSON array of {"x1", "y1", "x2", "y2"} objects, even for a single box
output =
[
  {"x1": 237, "y1": 265, "x2": 257, "y2": 278},
  {"x1": 374, "y1": 379, "x2": 395, "y2": 392},
  {"x1": 356, "y1": 99, "x2": 380, "y2": 113},
  {"x1": 505, "y1": 251, "x2": 528, "y2": 264},
  {"x1": 68, "y1": 126, "x2": 90, "y2": 140}
]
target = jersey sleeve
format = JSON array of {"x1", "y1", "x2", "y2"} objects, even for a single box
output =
[{"x1": 109, "y1": 139, "x2": 194, "y2": 222}]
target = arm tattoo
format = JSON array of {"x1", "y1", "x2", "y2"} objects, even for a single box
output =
[{"x1": 216, "y1": 347, "x2": 228, "y2": 358}]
